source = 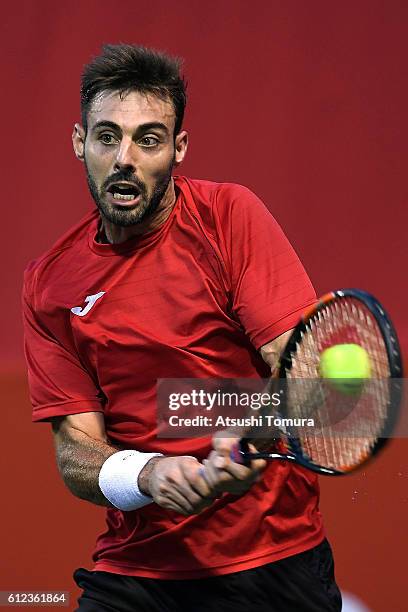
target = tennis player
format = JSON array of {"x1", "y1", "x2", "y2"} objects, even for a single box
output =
[{"x1": 23, "y1": 44, "x2": 341, "y2": 611}]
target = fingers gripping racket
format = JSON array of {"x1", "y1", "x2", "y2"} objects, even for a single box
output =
[{"x1": 232, "y1": 289, "x2": 403, "y2": 476}]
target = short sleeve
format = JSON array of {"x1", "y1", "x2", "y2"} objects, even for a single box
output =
[
  {"x1": 22, "y1": 271, "x2": 104, "y2": 423},
  {"x1": 213, "y1": 184, "x2": 316, "y2": 349}
]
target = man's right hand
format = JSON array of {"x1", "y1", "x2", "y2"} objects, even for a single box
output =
[{"x1": 139, "y1": 456, "x2": 217, "y2": 516}]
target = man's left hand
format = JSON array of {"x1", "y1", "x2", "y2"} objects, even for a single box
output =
[{"x1": 202, "y1": 436, "x2": 266, "y2": 496}]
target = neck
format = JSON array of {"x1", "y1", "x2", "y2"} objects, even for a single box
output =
[{"x1": 99, "y1": 178, "x2": 176, "y2": 245}]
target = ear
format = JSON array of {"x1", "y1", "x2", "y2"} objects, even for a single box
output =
[
  {"x1": 174, "y1": 130, "x2": 188, "y2": 166},
  {"x1": 72, "y1": 123, "x2": 86, "y2": 161}
]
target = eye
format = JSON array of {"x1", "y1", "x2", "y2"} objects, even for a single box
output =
[
  {"x1": 99, "y1": 133, "x2": 117, "y2": 145},
  {"x1": 139, "y1": 136, "x2": 159, "y2": 147}
]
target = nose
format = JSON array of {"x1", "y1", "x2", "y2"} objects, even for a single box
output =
[{"x1": 114, "y1": 138, "x2": 137, "y2": 172}]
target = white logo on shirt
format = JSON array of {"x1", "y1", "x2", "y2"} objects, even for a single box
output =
[{"x1": 71, "y1": 292, "x2": 106, "y2": 317}]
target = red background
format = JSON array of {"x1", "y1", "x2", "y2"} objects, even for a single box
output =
[{"x1": 1, "y1": 1, "x2": 407, "y2": 610}]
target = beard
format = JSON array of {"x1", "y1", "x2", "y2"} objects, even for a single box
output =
[{"x1": 85, "y1": 156, "x2": 175, "y2": 227}]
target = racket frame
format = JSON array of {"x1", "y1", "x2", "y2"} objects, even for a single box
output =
[{"x1": 236, "y1": 288, "x2": 403, "y2": 476}]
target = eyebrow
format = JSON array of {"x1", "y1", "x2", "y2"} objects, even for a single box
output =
[{"x1": 91, "y1": 120, "x2": 170, "y2": 136}]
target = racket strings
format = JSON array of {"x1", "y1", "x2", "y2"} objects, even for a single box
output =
[{"x1": 285, "y1": 297, "x2": 390, "y2": 471}]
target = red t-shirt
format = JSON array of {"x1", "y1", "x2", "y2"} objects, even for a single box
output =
[{"x1": 23, "y1": 176, "x2": 324, "y2": 579}]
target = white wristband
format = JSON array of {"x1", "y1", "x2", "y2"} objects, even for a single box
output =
[{"x1": 98, "y1": 450, "x2": 163, "y2": 511}]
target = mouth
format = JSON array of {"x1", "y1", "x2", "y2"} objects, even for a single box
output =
[{"x1": 106, "y1": 182, "x2": 142, "y2": 206}]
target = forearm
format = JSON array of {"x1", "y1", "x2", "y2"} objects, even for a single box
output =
[
  {"x1": 54, "y1": 428, "x2": 187, "y2": 512},
  {"x1": 53, "y1": 418, "x2": 217, "y2": 515},
  {"x1": 259, "y1": 329, "x2": 293, "y2": 372},
  {"x1": 54, "y1": 426, "x2": 118, "y2": 507}
]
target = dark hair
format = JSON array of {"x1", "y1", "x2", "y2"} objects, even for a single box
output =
[{"x1": 81, "y1": 44, "x2": 187, "y2": 136}]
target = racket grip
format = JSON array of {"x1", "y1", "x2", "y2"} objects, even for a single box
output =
[{"x1": 231, "y1": 439, "x2": 251, "y2": 466}]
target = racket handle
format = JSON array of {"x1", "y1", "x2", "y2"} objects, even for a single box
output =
[{"x1": 231, "y1": 438, "x2": 251, "y2": 466}]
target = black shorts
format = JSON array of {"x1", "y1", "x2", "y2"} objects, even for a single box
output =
[{"x1": 73, "y1": 538, "x2": 341, "y2": 612}]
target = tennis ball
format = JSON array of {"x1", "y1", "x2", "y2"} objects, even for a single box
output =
[{"x1": 319, "y1": 343, "x2": 371, "y2": 395}]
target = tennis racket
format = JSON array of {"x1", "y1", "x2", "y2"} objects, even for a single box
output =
[{"x1": 231, "y1": 289, "x2": 403, "y2": 475}]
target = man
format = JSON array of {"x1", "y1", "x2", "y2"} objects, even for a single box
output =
[{"x1": 23, "y1": 44, "x2": 341, "y2": 611}]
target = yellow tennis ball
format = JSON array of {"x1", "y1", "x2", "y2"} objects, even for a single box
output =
[{"x1": 319, "y1": 343, "x2": 371, "y2": 395}]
